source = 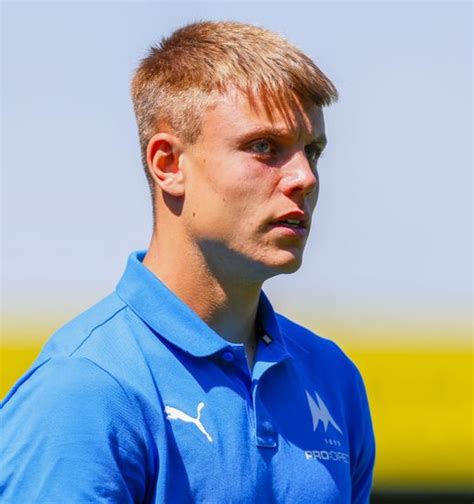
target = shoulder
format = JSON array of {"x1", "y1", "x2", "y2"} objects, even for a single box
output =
[
  {"x1": 2, "y1": 292, "x2": 149, "y2": 407},
  {"x1": 1, "y1": 353, "x2": 151, "y2": 464},
  {"x1": 2, "y1": 355, "x2": 133, "y2": 417},
  {"x1": 37, "y1": 292, "x2": 128, "y2": 361},
  {"x1": 1, "y1": 354, "x2": 149, "y2": 470},
  {"x1": 275, "y1": 312, "x2": 371, "y2": 422},
  {"x1": 276, "y1": 312, "x2": 361, "y2": 379}
]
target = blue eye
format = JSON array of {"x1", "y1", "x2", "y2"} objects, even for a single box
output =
[{"x1": 251, "y1": 140, "x2": 272, "y2": 154}]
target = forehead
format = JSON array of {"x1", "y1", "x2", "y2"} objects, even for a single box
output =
[{"x1": 200, "y1": 90, "x2": 326, "y2": 144}]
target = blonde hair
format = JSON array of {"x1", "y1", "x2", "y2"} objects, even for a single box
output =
[{"x1": 131, "y1": 21, "x2": 338, "y2": 208}]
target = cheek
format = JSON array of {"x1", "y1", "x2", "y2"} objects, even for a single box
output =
[
  {"x1": 227, "y1": 164, "x2": 277, "y2": 214},
  {"x1": 187, "y1": 153, "x2": 278, "y2": 228},
  {"x1": 210, "y1": 159, "x2": 272, "y2": 204}
]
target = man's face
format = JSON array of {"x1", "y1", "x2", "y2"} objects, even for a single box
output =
[{"x1": 181, "y1": 91, "x2": 327, "y2": 282}]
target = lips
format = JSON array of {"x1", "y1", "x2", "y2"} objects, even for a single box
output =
[
  {"x1": 271, "y1": 211, "x2": 309, "y2": 229},
  {"x1": 274, "y1": 219, "x2": 306, "y2": 229},
  {"x1": 268, "y1": 211, "x2": 309, "y2": 239}
]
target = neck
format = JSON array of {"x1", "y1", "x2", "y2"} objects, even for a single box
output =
[{"x1": 143, "y1": 232, "x2": 262, "y2": 349}]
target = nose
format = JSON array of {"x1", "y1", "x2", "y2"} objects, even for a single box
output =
[{"x1": 279, "y1": 151, "x2": 319, "y2": 199}]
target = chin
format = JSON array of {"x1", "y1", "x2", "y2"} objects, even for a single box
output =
[
  {"x1": 263, "y1": 251, "x2": 304, "y2": 276},
  {"x1": 227, "y1": 244, "x2": 305, "y2": 281},
  {"x1": 277, "y1": 259, "x2": 303, "y2": 274}
]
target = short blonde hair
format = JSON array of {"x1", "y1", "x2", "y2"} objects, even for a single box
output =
[{"x1": 131, "y1": 21, "x2": 338, "y2": 204}]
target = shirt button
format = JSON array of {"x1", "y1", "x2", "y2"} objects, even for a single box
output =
[{"x1": 222, "y1": 351, "x2": 234, "y2": 362}]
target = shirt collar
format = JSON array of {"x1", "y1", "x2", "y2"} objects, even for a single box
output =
[{"x1": 115, "y1": 250, "x2": 291, "y2": 360}]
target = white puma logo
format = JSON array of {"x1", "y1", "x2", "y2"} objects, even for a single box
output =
[{"x1": 164, "y1": 402, "x2": 213, "y2": 443}]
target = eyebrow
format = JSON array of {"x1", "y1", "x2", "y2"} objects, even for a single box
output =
[{"x1": 234, "y1": 126, "x2": 328, "y2": 149}]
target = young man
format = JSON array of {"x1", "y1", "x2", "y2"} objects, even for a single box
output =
[{"x1": 1, "y1": 21, "x2": 375, "y2": 503}]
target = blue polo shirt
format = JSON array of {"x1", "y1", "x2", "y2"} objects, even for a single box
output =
[{"x1": 1, "y1": 250, "x2": 375, "y2": 503}]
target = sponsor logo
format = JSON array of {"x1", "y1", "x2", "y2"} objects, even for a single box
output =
[
  {"x1": 304, "y1": 390, "x2": 349, "y2": 463},
  {"x1": 304, "y1": 450, "x2": 349, "y2": 464},
  {"x1": 164, "y1": 402, "x2": 213, "y2": 443},
  {"x1": 305, "y1": 390, "x2": 343, "y2": 435}
]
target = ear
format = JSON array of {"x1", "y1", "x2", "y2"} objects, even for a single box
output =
[{"x1": 146, "y1": 133, "x2": 185, "y2": 197}]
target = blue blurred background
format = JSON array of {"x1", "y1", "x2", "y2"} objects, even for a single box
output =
[{"x1": 2, "y1": 2, "x2": 472, "y2": 501}]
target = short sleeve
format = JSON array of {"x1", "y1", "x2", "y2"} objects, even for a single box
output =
[
  {"x1": 1, "y1": 356, "x2": 149, "y2": 503},
  {"x1": 350, "y1": 367, "x2": 376, "y2": 504}
]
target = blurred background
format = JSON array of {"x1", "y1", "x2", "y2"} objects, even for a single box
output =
[{"x1": 1, "y1": 1, "x2": 472, "y2": 502}]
